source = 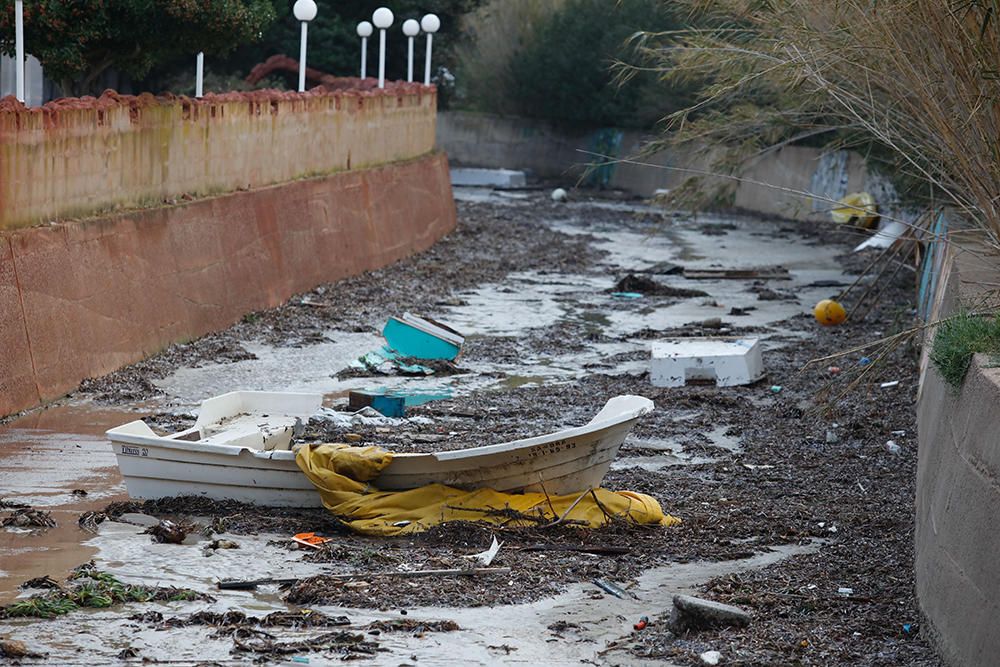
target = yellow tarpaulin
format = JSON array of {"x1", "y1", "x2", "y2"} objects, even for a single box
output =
[{"x1": 295, "y1": 444, "x2": 681, "y2": 536}]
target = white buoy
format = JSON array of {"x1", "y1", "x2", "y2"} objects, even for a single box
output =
[{"x1": 551, "y1": 188, "x2": 568, "y2": 202}]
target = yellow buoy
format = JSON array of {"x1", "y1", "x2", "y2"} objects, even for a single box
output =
[{"x1": 814, "y1": 299, "x2": 847, "y2": 326}]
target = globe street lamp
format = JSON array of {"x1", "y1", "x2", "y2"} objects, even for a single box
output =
[
  {"x1": 420, "y1": 13, "x2": 440, "y2": 86},
  {"x1": 402, "y1": 19, "x2": 420, "y2": 83},
  {"x1": 15, "y1": 0, "x2": 24, "y2": 103},
  {"x1": 357, "y1": 21, "x2": 373, "y2": 80},
  {"x1": 372, "y1": 7, "x2": 394, "y2": 89},
  {"x1": 293, "y1": 0, "x2": 318, "y2": 93}
]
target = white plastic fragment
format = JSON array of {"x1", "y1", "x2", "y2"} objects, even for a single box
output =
[
  {"x1": 838, "y1": 587, "x2": 854, "y2": 596},
  {"x1": 880, "y1": 380, "x2": 900, "y2": 388},
  {"x1": 651, "y1": 338, "x2": 764, "y2": 388},
  {"x1": 467, "y1": 536, "x2": 502, "y2": 566},
  {"x1": 700, "y1": 650, "x2": 722, "y2": 665},
  {"x1": 886, "y1": 440, "x2": 901, "y2": 454}
]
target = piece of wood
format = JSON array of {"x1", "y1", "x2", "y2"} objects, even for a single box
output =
[
  {"x1": 217, "y1": 567, "x2": 511, "y2": 590},
  {"x1": 521, "y1": 544, "x2": 631, "y2": 555},
  {"x1": 683, "y1": 268, "x2": 790, "y2": 280}
]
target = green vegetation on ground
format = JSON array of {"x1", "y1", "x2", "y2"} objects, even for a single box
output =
[{"x1": 930, "y1": 313, "x2": 1000, "y2": 389}]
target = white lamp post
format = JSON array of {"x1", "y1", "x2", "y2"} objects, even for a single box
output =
[
  {"x1": 357, "y1": 21, "x2": 373, "y2": 79},
  {"x1": 421, "y1": 13, "x2": 440, "y2": 86},
  {"x1": 293, "y1": 0, "x2": 318, "y2": 92},
  {"x1": 372, "y1": 7, "x2": 394, "y2": 89},
  {"x1": 14, "y1": 0, "x2": 24, "y2": 103},
  {"x1": 402, "y1": 19, "x2": 420, "y2": 83},
  {"x1": 195, "y1": 52, "x2": 204, "y2": 98}
]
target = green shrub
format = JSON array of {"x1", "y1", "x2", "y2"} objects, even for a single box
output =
[{"x1": 930, "y1": 313, "x2": 1000, "y2": 389}]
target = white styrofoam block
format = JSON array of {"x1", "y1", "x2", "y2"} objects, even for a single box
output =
[
  {"x1": 650, "y1": 338, "x2": 764, "y2": 388},
  {"x1": 450, "y1": 168, "x2": 527, "y2": 189}
]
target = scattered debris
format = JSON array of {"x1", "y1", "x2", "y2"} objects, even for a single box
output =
[
  {"x1": 611, "y1": 291, "x2": 644, "y2": 299},
  {"x1": 770, "y1": 385, "x2": 783, "y2": 393},
  {"x1": 828, "y1": 365, "x2": 842, "y2": 375},
  {"x1": 838, "y1": 587, "x2": 855, "y2": 596},
  {"x1": 349, "y1": 390, "x2": 406, "y2": 418},
  {"x1": 634, "y1": 615, "x2": 649, "y2": 631},
  {"x1": 221, "y1": 567, "x2": 512, "y2": 591},
  {"x1": 466, "y1": 536, "x2": 502, "y2": 566},
  {"x1": 551, "y1": 187, "x2": 568, "y2": 202},
  {"x1": 880, "y1": 380, "x2": 900, "y2": 388},
  {"x1": 611, "y1": 274, "x2": 708, "y2": 298},
  {"x1": 592, "y1": 578, "x2": 630, "y2": 599},
  {"x1": 20, "y1": 576, "x2": 61, "y2": 590},
  {"x1": 651, "y1": 338, "x2": 764, "y2": 388},
  {"x1": 886, "y1": 441, "x2": 902, "y2": 455},
  {"x1": 670, "y1": 594, "x2": 751, "y2": 631},
  {"x1": 292, "y1": 532, "x2": 330, "y2": 550},
  {"x1": 365, "y1": 619, "x2": 460, "y2": 634},
  {"x1": 205, "y1": 539, "x2": 240, "y2": 550},
  {"x1": 78, "y1": 511, "x2": 106, "y2": 533},
  {"x1": 2, "y1": 508, "x2": 56, "y2": 529},
  {"x1": 684, "y1": 267, "x2": 790, "y2": 280},
  {"x1": 144, "y1": 519, "x2": 190, "y2": 544},
  {"x1": 0, "y1": 639, "x2": 46, "y2": 659},
  {"x1": 700, "y1": 649, "x2": 723, "y2": 665}
]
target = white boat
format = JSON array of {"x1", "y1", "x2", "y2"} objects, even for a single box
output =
[{"x1": 107, "y1": 391, "x2": 654, "y2": 507}]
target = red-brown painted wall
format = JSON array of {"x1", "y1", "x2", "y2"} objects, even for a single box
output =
[{"x1": 0, "y1": 152, "x2": 456, "y2": 417}]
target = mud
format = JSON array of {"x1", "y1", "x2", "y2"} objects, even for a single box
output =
[{"x1": 0, "y1": 191, "x2": 940, "y2": 665}]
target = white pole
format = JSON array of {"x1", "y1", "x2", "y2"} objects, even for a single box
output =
[
  {"x1": 298, "y1": 21, "x2": 308, "y2": 92},
  {"x1": 14, "y1": 0, "x2": 25, "y2": 103},
  {"x1": 361, "y1": 37, "x2": 368, "y2": 79},
  {"x1": 195, "y1": 52, "x2": 204, "y2": 98},
  {"x1": 407, "y1": 36, "x2": 414, "y2": 82},
  {"x1": 424, "y1": 34, "x2": 433, "y2": 86},
  {"x1": 378, "y1": 29, "x2": 386, "y2": 89}
]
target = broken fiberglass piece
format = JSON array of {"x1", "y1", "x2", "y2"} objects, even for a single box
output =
[
  {"x1": 650, "y1": 337, "x2": 764, "y2": 388},
  {"x1": 382, "y1": 313, "x2": 464, "y2": 361}
]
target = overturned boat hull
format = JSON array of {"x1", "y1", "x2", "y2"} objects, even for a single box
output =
[{"x1": 108, "y1": 392, "x2": 653, "y2": 507}]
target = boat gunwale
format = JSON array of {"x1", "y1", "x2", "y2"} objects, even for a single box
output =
[{"x1": 107, "y1": 396, "x2": 654, "y2": 465}]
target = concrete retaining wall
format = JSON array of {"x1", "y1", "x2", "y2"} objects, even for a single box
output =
[
  {"x1": 916, "y1": 243, "x2": 1000, "y2": 666},
  {"x1": 0, "y1": 83, "x2": 435, "y2": 229},
  {"x1": 0, "y1": 152, "x2": 456, "y2": 418},
  {"x1": 438, "y1": 110, "x2": 893, "y2": 221}
]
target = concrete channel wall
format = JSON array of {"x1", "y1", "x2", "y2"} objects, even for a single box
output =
[
  {"x1": 916, "y1": 243, "x2": 1000, "y2": 666},
  {"x1": 438, "y1": 110, "x2": 893, "y2": 222},
  {"x1": 0, "y1": 83, "x2": 436, "y2": 230},
  {"x1": 0, "y1": 83, "x2": 455, "y2": 418}
]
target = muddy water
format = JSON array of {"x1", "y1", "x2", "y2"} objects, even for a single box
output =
[
  {"x1": 2, "y1": 535, "x2": 818, "y2": 666},
  {"x1": 0, "y1": 404, "x2": 139, "y2": 603}
]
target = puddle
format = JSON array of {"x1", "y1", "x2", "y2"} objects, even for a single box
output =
[
  {"x1": 0, "y1": 404, "x2": 138, "y2": 603},
  {"x1": 615, "y1": 426, "x2": 742, "y2": 471}
]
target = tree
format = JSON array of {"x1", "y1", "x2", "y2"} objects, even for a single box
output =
[
  {"x1": 500, "y1": 0, "x2": 690, "y2": 128},
  {"x1": 205, "y1": 0, "x2": 485, "y2": 92},
  {"x1": 0, "y1": 0, "x2": 276, "y2": 97}
]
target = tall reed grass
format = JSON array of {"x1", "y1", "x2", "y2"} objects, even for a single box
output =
[{"x1": 628, "y1": 0, "x2": 1000, "y2": 243}]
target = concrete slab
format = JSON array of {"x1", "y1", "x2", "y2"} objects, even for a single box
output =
[{"x1": 450, "y1": 168, "x2": 527, "y2": 189}]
